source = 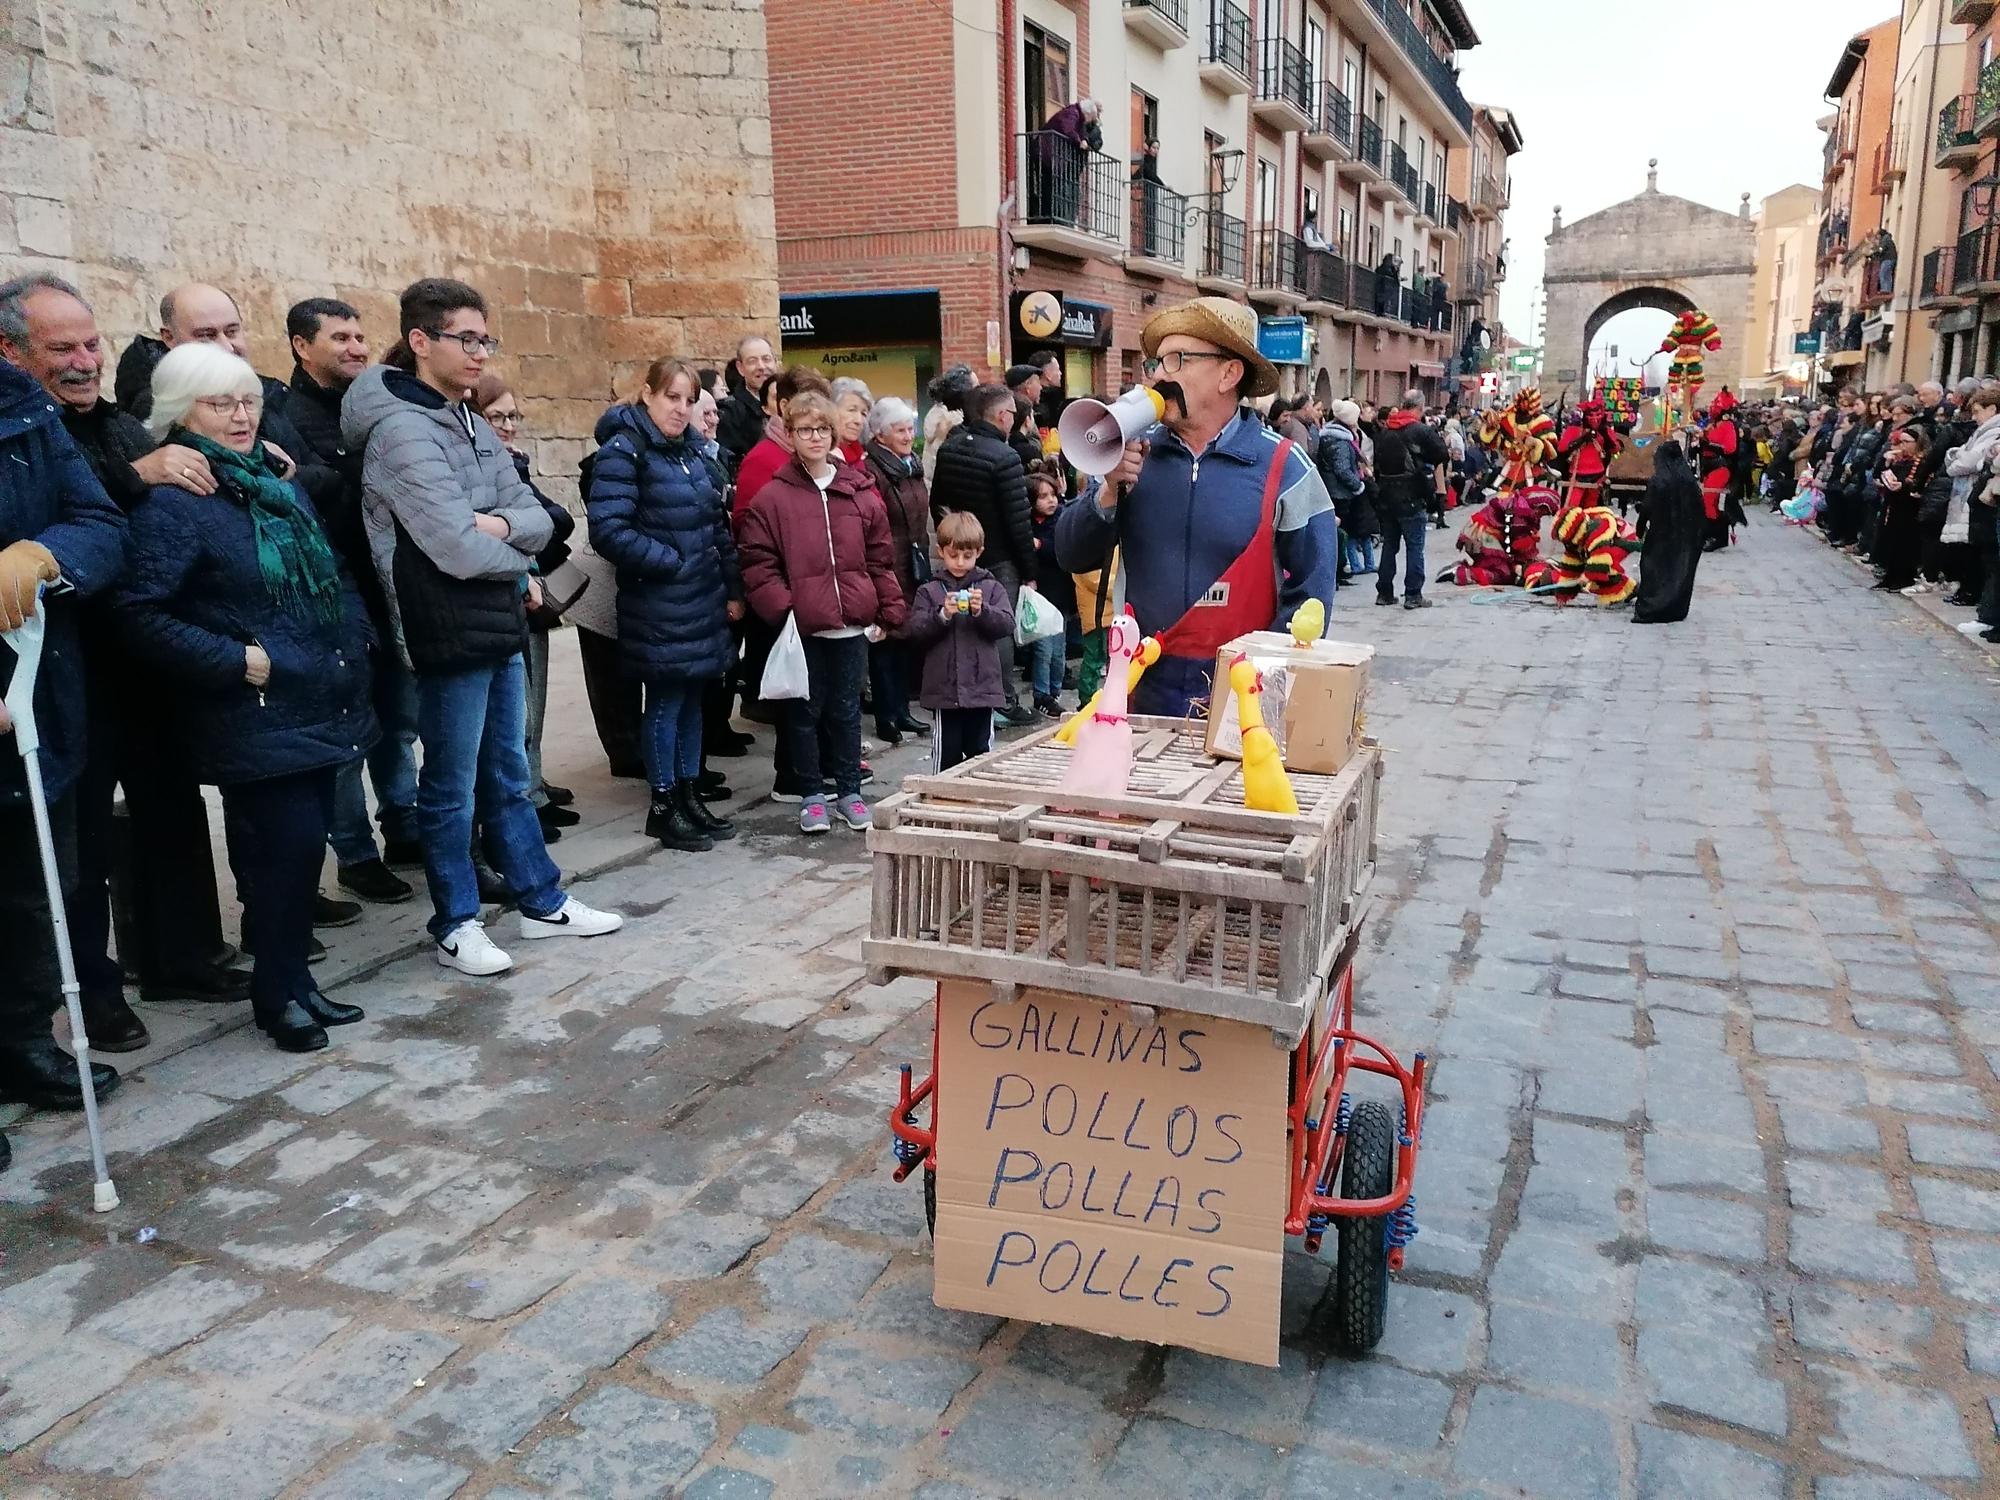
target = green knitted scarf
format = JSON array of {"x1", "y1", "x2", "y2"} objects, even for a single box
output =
[{"x1": 177, "y1": 431, "x2": 344, "y2": 630}]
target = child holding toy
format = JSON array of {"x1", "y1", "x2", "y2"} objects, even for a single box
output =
[{"x1": 902, "y1": 511, "x2": 1016, "y2": 770}]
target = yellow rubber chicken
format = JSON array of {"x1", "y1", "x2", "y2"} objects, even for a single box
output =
[
  {"x1": 1055, "y1": 636, "x2": 1161, "y2": 746},
  {"x1": 1289, "y1": 597, "x2": 1326, "y2": 649},
  {"x1": 1229, "y1": 656, "x2": 1299, "y2": 816}
]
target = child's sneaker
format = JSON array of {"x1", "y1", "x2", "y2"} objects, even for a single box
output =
[
  {"x1": 838, "y1": 795, "x2": 873, "y2": 831},
  {"x1": 799, "y1": 798, "x2": 831, "y2": 835},
  {"x1": 1034, "y1": 694, "x2": 1063, "y2": 719}
]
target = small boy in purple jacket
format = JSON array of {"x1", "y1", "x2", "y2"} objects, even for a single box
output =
[{"x1": 901, "y1": 511, "x2": 1016, "y2": 770}]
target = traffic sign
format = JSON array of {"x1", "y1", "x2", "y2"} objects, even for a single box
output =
[{"x1": 1794, "y1": 332, "x2": 1822, "y2": 355}]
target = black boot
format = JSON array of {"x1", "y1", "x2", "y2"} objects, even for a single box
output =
[
  {"x1": 646, "y1": 792, "x2": 713, "y2": 852},
  {"x1": 254, "y1": 999, "x2": 328, "y2": 1054},
  {"x1": 83, "y1": 993, "x2": 150, "y2": 1054},
  {"x1": 140, "y1": 960, "x2": 251, "y2": 1005},
  {"x1": 0, "y1": 1037, "x2": 121, "y2": 1111},
  {"x1": 679, "y1": 780, "x2": 736, "y2": 841},
  {"x1": 297, "y1": 991, "x2": 365, "y2": 1027}
]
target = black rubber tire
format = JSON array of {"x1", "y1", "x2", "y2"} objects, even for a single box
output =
[
  {"x1": 923, "y1": 1165, "x2": 937, "y2": 1239},
  {"x1": 1331, "y1": 1100, "x2": 1396, "y2": 1354}
]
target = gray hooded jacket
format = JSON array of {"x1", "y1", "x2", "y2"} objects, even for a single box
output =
[{"x1": 341, "y1": 364, "x2": 552, "y2": 671}]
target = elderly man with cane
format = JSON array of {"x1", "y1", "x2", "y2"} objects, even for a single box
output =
[{"x1": 0, "y1": 352, "x2": 127, "y2": 1188}]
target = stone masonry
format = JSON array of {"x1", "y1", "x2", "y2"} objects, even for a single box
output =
[{"x1": 0, "y1": 0, "x2": 777, "y2": 500}]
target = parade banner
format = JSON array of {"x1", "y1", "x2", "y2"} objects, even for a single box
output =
[{"x1": 933, "y1": 981, "x2": 1288, "y2": 1366}]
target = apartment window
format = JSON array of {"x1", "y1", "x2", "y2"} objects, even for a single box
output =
[
  {"x1": 1302, "y1": 183, "x2": 1320, "y2": 235},
  {"x1": 1023, "y1": 21, "x2": 1070, "y2": 130},
  {"x1": 1338, "y1": 205, "x2": 1354, "y2": 252},
  {"x1": 1131, "y1": 88, "x2": 1158, "y2": 154},
  {"x1": 1397, "y1": 114, "x2": 1408, "y2": 149},
  {"x1": 1365, "y1": 222, "x2": 1381, "y2": 264},
  {"x1": 1983, "y1": 34, "x2": 1995, "y2": 69},
  {"x1": 1206, "y1": 129, "x2": 1228, "y2": 198},
  {"x1": 1262, "y1": 0, "x2": 1283, "y2": 45},
  {"x1": 1342, "y1": 56, "x2": 1358, "y2": 106},
  {"x1": 1305, "y1": 18, "x2": 1324, "y2": 91},
  {"x1": 1257, "y1": 156, "x2": 1279, "y2": 230},
  {"x1": 1372, "y1": 89, "x2": 1386, "y2": 123},
  {"x1": 1392, "y1": 235, "x2": 1403, "y2": 264}
]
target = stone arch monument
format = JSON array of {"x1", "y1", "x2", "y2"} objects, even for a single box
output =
[{"x1": 1541, "y1": 161, "x2": 1756, "y2": 403}]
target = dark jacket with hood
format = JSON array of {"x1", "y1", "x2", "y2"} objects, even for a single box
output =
[
  {"x1": 930, "y1": 418, "x2": 1033, "y2": 574},
  {"x1": 861, "y1": 438, "x2": 933, "y2": 605},
  {"x1": 340, "y1": 364, "x2": 551, "y2": 676},
  {"x1": 736, "y1": 456, "x2": 906, "y2": 636},
  {"x1": 901, "y1": 566, "x2": 1016, "y2": 710},
  {"x1": 107, "y1": 464, "x2": 378, "y2": 787},
  {"x1": 1371, "y1": 409, "x2": 1449, "y2": 518},
  {"x1": 285, "y1": 365, "x2": 384, "y2": 629},
  {"x1": 0, "y1": 361, "x2": 127, "y2": 806},
  {"x1": 716, "y1": 380, "x2": 766, "y2": 478},
  {"x1": 585, "y1": 402, "x2": 739, "y2": 681}
]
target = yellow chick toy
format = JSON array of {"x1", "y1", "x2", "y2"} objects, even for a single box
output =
[
  {"x1": 1229, "y1": 656, "x2": 1299, "y2": 816},
  {"x1": 1289, "y1": 597, "x2": 1326, "y2": 649},
  {"x1": 1055, "y1": 636, "x2": 1162, "y2": 747}
]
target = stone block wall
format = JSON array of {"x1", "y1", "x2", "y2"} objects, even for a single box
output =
[{"x1": 0, "y1": 0, "x2": 777, "y2": 500}]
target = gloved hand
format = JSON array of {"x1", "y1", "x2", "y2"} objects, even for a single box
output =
[{"x1": 0, "y1": 540, "x2": 59, "y2": 632}]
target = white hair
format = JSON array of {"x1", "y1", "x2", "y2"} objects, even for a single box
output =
[
  {"x1": 829, "y1": 376, "x2": 873, "y2": 409},
  {"x1": 864, "y1": 395, "x2": 917, "y2": 441},
  {"x1": 148, "y1": 342, "x2": 261, "y2": 438}
]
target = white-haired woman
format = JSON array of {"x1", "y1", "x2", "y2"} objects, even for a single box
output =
[
  {"x1": 108, "y1": 342, "x2": 377, "y2": 1056},
  {"x1": 862, "y1": 395, "x2": 932, "y2": 742},
  {"x1": 830, "y1": 376, "x2": 873, "y2": 467}
]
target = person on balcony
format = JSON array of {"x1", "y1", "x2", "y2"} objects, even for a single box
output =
[
  {"x1": 1131, "y1": 137, "x2": 1164, "y2": 258},
  {"x1": 1032, "y1": 97, "x2": 1102, "y2": 228},
  {"x1": 1373, "y1": 254, "x2": 1401, "y2": 317},
  {"x1": 1301, "y1": 213, "x2": 1330, "y2": 252}
]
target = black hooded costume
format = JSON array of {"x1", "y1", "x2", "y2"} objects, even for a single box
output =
[{"x1": 1633, "y1": 438, "x2": 1704, "y2": 624}]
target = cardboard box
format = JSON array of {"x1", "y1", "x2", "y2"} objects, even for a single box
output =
[
  {"x1": 932, "y1": 980, "x2": 1288, "y2": 1367},
  {"x1": 1205, "y1": 632, "x2": 1372, "y2": 776}
]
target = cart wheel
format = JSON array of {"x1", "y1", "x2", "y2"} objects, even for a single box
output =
[
  {"x1": 1332, "y1": 1100, "x2": 1396, "y2": 1354},
  {"x1": 923, "y1": 1166, "x2": 937, "y2": 1239}
]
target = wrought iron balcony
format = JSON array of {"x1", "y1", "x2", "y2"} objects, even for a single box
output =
[
  {"x1": 1359, "y1": 0, "x2": 1473, "y2": 133},
  {"x1": 1303, "y1": 249, "x2": 1355, "y2": 309},
  {"x1": 1199, "y1": 211, "x2": 1247, "y2": 286},
  {"x1": 1128, "y1": 180, "x2": 1189, "y2": 273},
  {"x1": 1471, "y1": 172, "x2": 1501, "y2": 219},
  {"x1": 1918, "y1": 246, "x2": 1963, "y2": 307},
  {"x1": 1858, "y1": 251, "x2": 1896, "y2": 309},
  {"x1": 1955, "y1": 223, "x2": 2000, "y2": 292},
  {"x1": 1938, "y1": 95, "x2": 1980, "y2": 169},
  {"x1": 1953, "y1": 0, "x2": 1996, "y2": 24},
  {"x1": 1015, "y1": 132, "x2": 1126, "y2": 254},
  {"x1": 1254, "y1": 36, "x2": 1312, "y2": 130},
  {"x1": 1199, "y1": 0, "x2": 1251, "y2": 92},
  {"x1": 1302, "y1": 82, "x2": 1354, "y2": 160},
  {"x1": 1123, "y1": 0, "x2": 1189, "y2": 49},
  {"x1": 1251, "y1": 228, "x2": 1308, "y2": 302},
  {"x1": 1978, "y1": 58, "x2": 2000, "y2": 138},
  {"x1": 1354, "y1": 116, "x2": 1385, "y2": 178}
]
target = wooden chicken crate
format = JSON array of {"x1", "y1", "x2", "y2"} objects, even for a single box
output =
[{"x1": 863, "y1": 717, "x2": 1381, "y2": 1043}]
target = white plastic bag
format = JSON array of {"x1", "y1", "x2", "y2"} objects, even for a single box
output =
[
  {"x1": 1014, "y1": 584, "x2": 1065, "y2": 644},
  {"x1": 760, "y1": 612, "x2": 810, "y2": 700}
]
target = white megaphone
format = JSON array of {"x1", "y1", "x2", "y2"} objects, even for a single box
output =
[{"x1": 1057, "y1": 386, "x2": 1166, "y2": 476}]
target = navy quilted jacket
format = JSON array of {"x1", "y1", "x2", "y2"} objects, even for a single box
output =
[{"x1": 585, "y1": 403, "x2": 740, "y2": 681}]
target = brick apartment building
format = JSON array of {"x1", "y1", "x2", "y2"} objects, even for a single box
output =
[
  {"x1": 766, "y1": 0, "x2": 1509, "y2": 410},
  {"x1": 1917, "y1": 0, "x2": 2000, "y2": 377},
  {"x1": 1443, "y1": 103, "x2": 1520, "y2": 393}
]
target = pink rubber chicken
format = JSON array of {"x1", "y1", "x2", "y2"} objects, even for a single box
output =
[{"x1": 1060, "y1": 610, "x2": 1143, "y2": 800}]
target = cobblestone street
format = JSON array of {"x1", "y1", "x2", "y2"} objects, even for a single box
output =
[{"x1": 3, "y1": 520, "x2": 1998, "y2": 1500}]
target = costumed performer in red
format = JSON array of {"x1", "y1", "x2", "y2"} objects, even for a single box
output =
[
  {"x1": 1555, "y1": 398, "x2": 1625, "y2": 511},
  {"x1": 1451, "y1": 486, "x2": 1560, "y2": 586},
  {"x1": 1698, "y1": 389, "x2": 1742, "y2": 552},
  {"x1": 1659, "y1": 309, "x2": 1722, "y2": 419}
]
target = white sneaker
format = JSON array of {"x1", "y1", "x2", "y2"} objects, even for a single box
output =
[
  {"x1": 1959, "y1": 619, "x2": 1992, "y2": 636},
  {"x1": 1900, "y1": 582, "x2": 1931, "y2": 596},
  {"x1": 437, "y1": 919, "x2": 512, "y2": 975},
  {"x1": 519, "y1": 896, "x2": 624, "y2": 941}
]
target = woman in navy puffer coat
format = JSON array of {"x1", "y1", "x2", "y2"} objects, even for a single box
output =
[{"x1": 586, "y1": 359, "x2": 742, "y2": 852}]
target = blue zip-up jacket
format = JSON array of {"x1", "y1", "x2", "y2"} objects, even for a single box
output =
[
  {"x1": 0, "y1": 361, "x2": 128, "y2": 805},
  {"x1": 1052, "y1": 408, "x2": 1338, "y2": 716}
]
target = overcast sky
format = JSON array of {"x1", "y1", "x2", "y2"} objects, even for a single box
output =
[{"x1": 1456, "y1": 0, "x2": 1901, "y2": 349}]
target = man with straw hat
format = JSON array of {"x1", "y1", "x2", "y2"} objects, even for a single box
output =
[{"x1": 1053, "y1": 295, "x2": 1338, "y2": 718}]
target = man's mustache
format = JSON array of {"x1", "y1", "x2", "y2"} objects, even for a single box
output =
[{"x1": 56, "y1": 370, "x2": 96, "y2": 386}]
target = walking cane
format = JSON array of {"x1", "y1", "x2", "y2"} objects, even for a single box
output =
[{"x1": 2, "y1": 580, "x2": 119, "y2": 1211}]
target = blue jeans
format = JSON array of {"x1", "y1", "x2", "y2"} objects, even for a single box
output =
[
  {"x1": 416, "y1": 655, "x2": 563, "y2": 937},
  {"x1": 329, "y1": 648, "x2": 419, "y2": 866},
  {"x1": 642, "y1": 677, "x2": 704, "y2": 791},
  {"x1": 1375, "y1": 512, "x2": 1429, "y2": 602},
  {"x1": 1343, "y1": 533, "x2": 1377, "y2": 574},
  {"x1": 1029, "y1": 634, "x2": 1064, "y2": 700}
]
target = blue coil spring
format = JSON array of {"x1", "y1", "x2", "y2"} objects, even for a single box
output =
[
  {"x1": 1335, "y1": 1093, "x2": 1355, "y2": 1137},
  {"x1": 892, "y1": 1118, "x2": 924, "y2": 1168},
  {"x1": 1386, "y1": 1192, "x2": 1420, "y2": 1250}
]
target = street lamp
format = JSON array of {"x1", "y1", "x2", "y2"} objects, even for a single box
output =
[{"x1": 1183, "y1": 147, "x2": 1247, "y2": 226}]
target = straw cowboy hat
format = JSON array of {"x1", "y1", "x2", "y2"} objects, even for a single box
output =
[{"x1": 1140, "y1": 296, "x2": 1279, "y2": 399}]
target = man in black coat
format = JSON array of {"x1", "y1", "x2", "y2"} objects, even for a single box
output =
[
  {"x1": 930, "y1": 383, "x2": 1036, "y2": 724},
  {"x1": 0, "y1": 273, "x2": 248, "y2": 1053},
  {"x1": 285, "y1": 297, "x2": 421, "y2": 904},
  {"x1": 717, "y1": 333, "x2": 777, "y2": 478},
  {"x1": 1370, "y1": 391, "x2": 1450, "y2": 609}
]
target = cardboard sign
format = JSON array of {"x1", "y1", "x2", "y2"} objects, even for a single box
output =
[
  {"x1": 1206, "y1": 632, "x2": 1372, "y2": 775},
  {"x1": 933, "y1": 981, "x2": 1287, "y2": 1367}
]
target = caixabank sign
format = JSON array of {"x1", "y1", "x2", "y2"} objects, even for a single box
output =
[{"x1": 1011, "y1": 290, "x2": 1114, "y2": 349}]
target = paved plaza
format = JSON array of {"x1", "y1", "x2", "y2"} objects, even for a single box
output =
[{"x1": 2, "y1": 519, "x2": 1998, "y2": 1500}]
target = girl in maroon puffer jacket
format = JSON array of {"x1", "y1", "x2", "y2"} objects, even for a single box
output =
[{"x1": 737, "y1": 393, "x2": 905, "y2": 834}]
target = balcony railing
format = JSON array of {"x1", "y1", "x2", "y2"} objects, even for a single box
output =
[
  {"x1": 1256, "y1": 36, "x2": 1311, "y2": 118},
  {"x1": 1357, "y1": 116, "x2": 1385, "y2": 173},
  {"x1": 1201, "y1": 210, "x2": 1247, "y2": 283},
  {"x1": 1858, "y1": 251, "x2": 1896, "y2": 309},
  {"x1": 1202, "y1": 0, "x2": 1251, "y2": 81},
  {"x1": 1472, "y1": 173, "x2": 1501, "y2": 216},
  {"x1": 1954, "y1": 0, "x2": 1997, "y2": 25},
  {"x1": 1017, "y1": 131, "x2": 1125, "y2": 245},
  {"x1": 1421, "y1": 181, "x2": 1439, "y2": 221},
  {"x1": 1359, "y1": 0, "x2": 1473, "y2": 132},
  {"x1": 1818, "y1": 212, "x2": 1850, "y2": 265},
  {"x1": 1870, "y1": 135, "x2": 1905, "y2": 193},
  {"x1": 1123, "y1": 0, "x2": 1188, "y2": 39},
  {"x1": 1400, "y1": 285, "x2": 1433, "y2": 330},
  {"x1": 1465, "y1": 260, "x2": 1491, "y2": 297},
  {"x1": 1938, "y1": 95, "x2": 1978, "y2": 167},
  {"x1": 1919, "y1": 246, "x2": 1958, "y2": 305},
  {"x1": 1389, "y1": 143, "x2": 1411, "y2": 200},
  {"x1": 1446, "y1": 197, "x2": 1465, "y2": 233},
  {"x1": 1955, "y1": 223, "x2": 2000, "y2": 291},
  {"x1": 1129, "y1": 180, "x2": 1189, "y2": 267},
  {"x1": 1252, "y1": 228, "x2": 1308, "y2": 297},
  {"x1": 1306, "y1": 81, "x2": 1354, "y2": 151},
  {"x1": 1978, "y1": 57, "x2": 2000, "y2": 135},
  {"x1": 1304, "y1": 249, "x2": 1353, "y2": 308}
]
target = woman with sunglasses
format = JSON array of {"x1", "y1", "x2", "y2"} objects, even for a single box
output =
[{"x1": 109, "y1": 343, "x2": 378, "y2": 1054}]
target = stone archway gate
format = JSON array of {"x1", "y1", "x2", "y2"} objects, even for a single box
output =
[{"x1": 1541, "y1": 168, "x2": 1757, "y2": 403}]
